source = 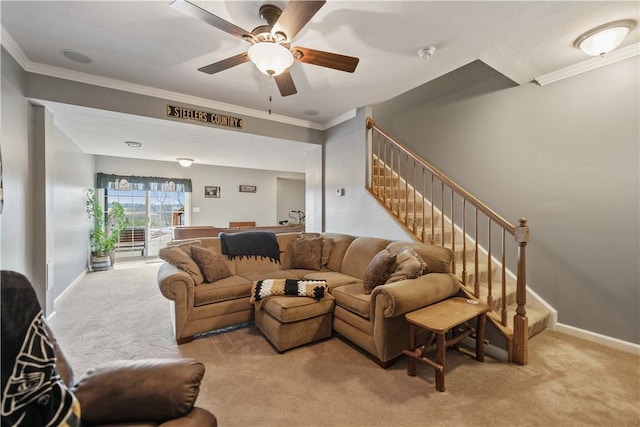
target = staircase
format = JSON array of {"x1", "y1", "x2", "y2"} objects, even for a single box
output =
[{"x1": 366, "y1": 118, "x2": 551, "y2": 365}]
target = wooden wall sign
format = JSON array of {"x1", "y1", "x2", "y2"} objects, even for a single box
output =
[{"x1": 167, "y1": 105, "x2": 243, "y2": 129}]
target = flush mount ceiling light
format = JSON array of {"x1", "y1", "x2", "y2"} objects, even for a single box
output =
[
  {"x1": 247, "y1": 42, "x2": 294, "y2": 76},
  {"x1": 574, "y1": 20, "x2": 637, "y2": 56},
  {"x1": 177, "y1": 158, "x2": 194, "y2": 167},
  {"x1": 124, "y1": 141, "x2": 143, "y2": 148}
]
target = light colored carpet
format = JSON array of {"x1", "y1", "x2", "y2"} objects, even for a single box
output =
[{"x1": 49, "y1": 262, "x2": 640, "y2": 427}]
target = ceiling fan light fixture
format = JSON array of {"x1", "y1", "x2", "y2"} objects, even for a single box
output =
[
  {"x1": 574, "y1": 20, "x2": 636, "y2": 56},
  {"x1": 177, "y1": 158, "x2": 194, "y2": 167},
  {"x1": 248, "y1": 42, "x2": 294, "y2": 76}
]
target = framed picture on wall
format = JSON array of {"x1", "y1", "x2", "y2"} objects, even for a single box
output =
[
  {"x1": 205, "y1": 186, "x2": 220, "y2": 198},
  {"x1": 239, "y1": 185, "x2": 256, "y2": 193}
]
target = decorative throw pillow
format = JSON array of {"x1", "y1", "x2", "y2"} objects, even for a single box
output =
[
  {"x1": 290, "y1": 237, "x2": 323, "y2": 270},
  {"x1": 298, "y1": 233, "x2": 333, "y2": 267},
  {"x1": 320, "y1": 238, "x2": 334, "y2": 267},
  {"x1": 403, "y1": 246, "x2": 428, "y2": 274},
  {"x1": 189, "y1": 245, "x2": 232, "y2": 283},
  {"x1": 385, "y1": 247, "x2": 427, "y2": 284},
  {"x1": 159, "y1": 246, "x2": 204, "y2": 285},
  {"x1": 166, "y1": 239, "x2": 202, "y2": 250},
  {"x1": 363, "y1": 249, "x2": 396, "y2": 294}
]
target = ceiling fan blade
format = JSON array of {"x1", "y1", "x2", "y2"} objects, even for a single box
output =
[
  {"x1": 292, "y1": 47, "x2": 359, "y2": 73},
  {"x1": 170, "y1": 0, "x2": 253, "y2": 41},
  {"x1": 272, "y1": 1, "x2": 326, "y2": 41},
  {"x1": 198, "y1": 52, "x2": 250, "y2": 74},
  {"x1": 274, "y1": 70, "x2": 297, "y2": 97}
]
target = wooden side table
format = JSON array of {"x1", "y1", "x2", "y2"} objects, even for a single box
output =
[{"x1": 403, "y1": 297, "x2": 490, "y2": 392}]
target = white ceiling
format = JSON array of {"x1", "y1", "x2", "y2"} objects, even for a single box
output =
[{"x1": 2, "y1": 1, "x2": 638, "y2": 172}]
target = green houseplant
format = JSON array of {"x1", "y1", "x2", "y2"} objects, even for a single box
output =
[{"x1": 86, "y1": 189, "x2": 127, "y2": 270}]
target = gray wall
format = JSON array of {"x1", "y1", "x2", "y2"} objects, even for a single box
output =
[
  {"x1": 50, "y1": 125, "x2": 94, "y2": 304},
  {"x1": 1, "y1": 48, "x2": 31, "y2": 278},
  {"x1": 1, "y1": 47, "x2": 95, "y2": 314},
  {"x1": 371, "y1": 59, "x2": 639, "y2": 344}
]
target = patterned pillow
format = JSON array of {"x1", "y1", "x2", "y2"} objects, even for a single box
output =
[
  {"x1": 290, "y1": 237, "x2": 323, "y2": 270},
  {"x1": 320, "y1": 238, "x2": 334, "y2": 267},
  {"x1": 403, "y1": 247, "x2": 428, "y2": 273},
  {"x1": 158, "y1": 246, "x2": 204, "y2": 285},
  {"x1": 385, "y1": 247, "x2": 428, "y2": 284},
  {"x1": 189, "y1": 245, "x2": 232, "y2": 283},
  {"x1": 250, "y1": 279, "x2": 329, "y2": 304},
  {"x1": 363, "y1": 249, "x2": 396, "y2": 294},
  {"x1": 298, "y1": 233, "x2": 333, "y2": 267},
  {"x1": 166, "y1": 239, "x2": 202, "y2": 250}
]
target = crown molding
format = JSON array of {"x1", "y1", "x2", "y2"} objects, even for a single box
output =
[
  {"x1": 321, "y1": 109, "x2": 357, "y2": 129},
  {"x1": 534, "y1": 42, "x2": 640, "y2": 86},
  {"x1": 1, "y1": 26, "x2": 328, "y2": 130}
]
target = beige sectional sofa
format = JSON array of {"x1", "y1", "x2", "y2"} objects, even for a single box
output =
[{"x1": 157, "y1": 232, "x2": 459, "y2": 367}]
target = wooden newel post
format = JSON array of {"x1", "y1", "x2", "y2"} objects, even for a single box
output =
[{"x1": 512, "y1": 218, "x2": 529, "y2": 365}]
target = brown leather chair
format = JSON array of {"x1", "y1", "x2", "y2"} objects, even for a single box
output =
[{"x1": 1, "y1": 270, "x2": 217, "y2": 427}]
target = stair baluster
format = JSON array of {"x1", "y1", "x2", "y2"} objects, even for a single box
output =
[{"x1": 365, "y1": 117, "x2": 532, "y2": 365}]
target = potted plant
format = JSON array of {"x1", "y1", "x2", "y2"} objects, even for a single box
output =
[
  {"x1": 104, "y1": 201, "x2": 127, "y2": 266},
  {"x1": 86, "y1": 189, "x2": 127, "y2": 270}
]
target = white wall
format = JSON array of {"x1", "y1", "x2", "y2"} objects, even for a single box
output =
[
  {"x1": 323, "y1": 107, "x2": 410, "y2": 240},
  {"x1": 304, "y1": 146, "x2": 323, "y2": 233},
  {"x1": 276, "y1": 177, "x2": 305, "y2": 225},
  {"x1": 95, "y1": 155, "x2": 304, "y2": 227}
]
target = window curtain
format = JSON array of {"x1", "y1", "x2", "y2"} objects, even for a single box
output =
[{"x1": 96, "y1": 173, "x2": 192, "y2": 192}]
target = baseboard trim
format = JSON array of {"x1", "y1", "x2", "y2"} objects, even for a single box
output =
[
  {"x1": 50, "y1": 269, "x2": 87, "y2": 316},
  {"x1": 554, "y1": 323, "x2": 640, "y2": 355}
]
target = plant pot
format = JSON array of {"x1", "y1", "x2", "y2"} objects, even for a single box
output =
[
  {"x1": 108, "y1": 251, "x2": 115, "y2": 267},
  {"x1": 91, "y1": 255, "x2": 111, "y2": 272}
]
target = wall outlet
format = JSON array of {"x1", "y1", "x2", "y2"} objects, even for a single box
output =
[{"x1": 192, "y1": 207, "x2": 200, "y2": 213}]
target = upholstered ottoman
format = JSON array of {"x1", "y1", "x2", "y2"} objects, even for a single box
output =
[{"x1": 254, "y1": 294, "x2": 335, "y2": 352}]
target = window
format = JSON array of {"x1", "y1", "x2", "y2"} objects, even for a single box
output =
[{"x1": 97, "y1": 173, "x2": 192, "y2": 258}]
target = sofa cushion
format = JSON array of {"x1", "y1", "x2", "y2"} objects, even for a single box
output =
[
  {"x1": 159, "y1": 246, "x2": 204, "y2": 285},
  {"x1": 190, "y1": 246, "x2": 233, "y2": 283},
  {"x1": 290, "y1": 237, "x2": 323, "y2": 270},
  {"x1": 194, "y1": 276, "x2": 252, "y2": 307},
  {"x1": 320, "y1": 233, "x2": 356, "y2": 272},
  {"x1": 234, "y1": 256, "x2": 280, "y2": 275},
  {"x1": 386, "y1": 247, "x2": 426, "y2": 284},
  {"x1": 341, "y1": 237, "x2": 392, "y2": 280},
  {"x1": 302, "y1": 271, "x2": 360, "y2": 291},
  {"x1": 386, "y1": 241, "x2": 453, "y2": 274},
  {"x1": 239, "y1": 269, "x2": 299, "y2": 282},
  {"x1": 362, "y1": 249, "x2": 396, "y2": 294},
  {"x1": 259, "y1": 294, "x2": 335, "y2": 323},
  {"x1": 332, "y1": 283, "x2": 371, "y2": 319}
]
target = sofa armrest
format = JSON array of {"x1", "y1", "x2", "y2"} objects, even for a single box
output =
[
  {"x1": 72, "y1": 358, "x2": 205, "y2": 426},
  {"x1": 160, "y1": 407, "x2": 217, "y2": 427},
  {"x1": 158, "y1": 262, "x2": 195, "y2": 300},
  {"x1": 371, "y1": 273, "x2": 460, "y2": 318}
]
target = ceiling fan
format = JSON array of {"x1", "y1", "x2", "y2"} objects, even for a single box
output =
[{"x1": 170, "y1": 0, "x2": 359, "y2": 97}]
